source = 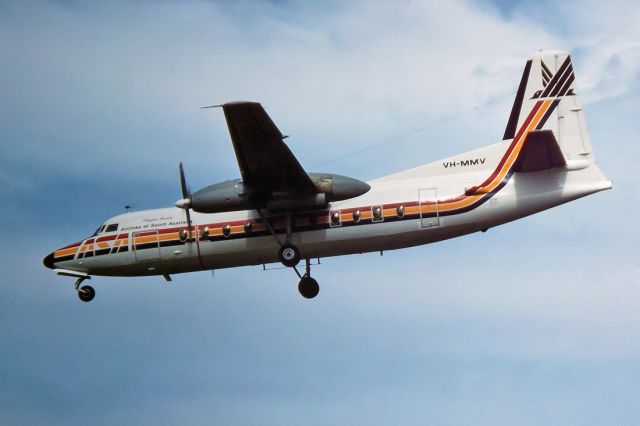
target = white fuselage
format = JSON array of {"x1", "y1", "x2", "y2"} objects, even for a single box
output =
[{"x1": 48, "y1": 147, "x2": 611, "y2": 278}]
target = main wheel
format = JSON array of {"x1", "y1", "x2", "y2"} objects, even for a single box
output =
[
  {"x1": 278, "y1": 244, "x2": 301, "y2": 267},
  {"x1": 298, "y1": 276, "x2": 319, "y2": 299},
  {"x1": 77, "y1": 285, "x2": 95, "y2": 302}
]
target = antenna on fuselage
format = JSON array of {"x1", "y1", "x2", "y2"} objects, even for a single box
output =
[{"x1": 124, "y1": 203, "x2": 140, "y2": 213}]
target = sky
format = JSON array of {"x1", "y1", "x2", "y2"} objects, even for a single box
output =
[{"x1": 1, "y1": 0, "x2": 639, "y2": 424}]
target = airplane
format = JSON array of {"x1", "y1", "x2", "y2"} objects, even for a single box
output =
[{"x1": 43, "y1": 50, "x2": 612, "y2": 302}]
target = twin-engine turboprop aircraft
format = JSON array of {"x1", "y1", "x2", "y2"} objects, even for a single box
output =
[{"x1": 44, "y1": 50, "x2": 611, "y2": 302}]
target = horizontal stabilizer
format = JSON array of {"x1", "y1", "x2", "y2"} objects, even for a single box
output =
[{"x1": 513, "y1": 130, "x2": 566, "y2": 173}]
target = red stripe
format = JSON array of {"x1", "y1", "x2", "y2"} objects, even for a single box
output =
[
  {"x1": 96, "y1": 235, "x2": 118, "y2": 242},
  {"x1": 60, "y1": 241, "x2": 82, "y2": 249}
]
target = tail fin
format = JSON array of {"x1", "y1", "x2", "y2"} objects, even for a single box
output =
[{"x1": 503, "y1": 50, "x2": 594, "y2": 166}]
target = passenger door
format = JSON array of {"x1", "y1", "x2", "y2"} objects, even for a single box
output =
[
  {"x1": 419, "y1": 188, "x2": 440, "y2": 228},
  {"x1": 132, "y1": 230, "x2": 160, "y2": 262}
]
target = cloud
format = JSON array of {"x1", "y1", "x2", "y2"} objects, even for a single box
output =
[
  {"x1": 1, "y1": 1, "x2": 639, "y2": 425},
  {"x1": 3, "y1": 0, "x2": 637, "y2": 185}
]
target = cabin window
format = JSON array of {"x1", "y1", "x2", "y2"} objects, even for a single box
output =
[
  {"x1": 222, "y1": 224, "x2": 231, "y2": 237},
  {"x1": 179, "y1": 229, "x2": 189, "y2": 242},
  {"x1": 244, "y1": 222, "x2": 253, "y2": 234},
  {"x1": 330, "y1": 211, "x2": 341, "y2": 227},
  {"x1": 372, "y1": 206, "x2": 383, "y2": 222},
  {"x1": 352, "y1": 210, "x2": 361, "y2": 223},
  {"x1": 200, "y1": 227, "x2": 209, "y2": 239},
  {"x1": 105, "y1": 223, "x2": 118, "y2": 233},
  {"x1": 396, "y1": 205, "x2": 405, "y2": 218}
]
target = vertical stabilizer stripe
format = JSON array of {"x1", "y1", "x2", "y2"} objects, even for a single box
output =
[
  {"x1": 541, "y1": 56, "x2": 571, "y2": 98},
  {"x1": 549, "y1": 64, "x2": 574, "y2": 98},
  {"x1": 535, "y1": 99, "x2": 560, "y2": 130},
  {"x1": 556, "y1": 72, "x2": 575, "y2": 98},
  {"x1": 503, "y1": 60, "x2": 532, "y2": 140}
]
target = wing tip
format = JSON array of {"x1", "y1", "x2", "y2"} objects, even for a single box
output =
[{"x1": 201, "y1": 101, "x2": 262, "y2": 110}]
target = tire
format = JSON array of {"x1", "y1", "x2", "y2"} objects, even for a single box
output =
[
  {"x1": 77, "y1": 285, "x2": 95, "y2": 302},
  {"x1": 298, "y1": 276, "x2": 319, "y2": 299},
  {"x1": 278, "y1": 244, "x2": 301, "y2": 267}
]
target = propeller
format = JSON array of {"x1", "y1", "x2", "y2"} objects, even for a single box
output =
[{"x1": 175, "y1": 162, "x2": 193, "y2": 233}]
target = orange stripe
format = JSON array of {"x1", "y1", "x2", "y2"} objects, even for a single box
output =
[{"x1": 435, "y1": 99, "x2": 552, "y2": 213}]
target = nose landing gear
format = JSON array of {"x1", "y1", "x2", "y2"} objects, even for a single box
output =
[{"x1": 75, "y1": 277, "x2": 95, "y2": 302}]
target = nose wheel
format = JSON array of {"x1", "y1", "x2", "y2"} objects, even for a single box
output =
[
  {"x1": 77, "y1": 285, "x2": 95, "y2": 302},
  {"x1": 74, "y1": 277, "x2": 95, "y2": 302}
]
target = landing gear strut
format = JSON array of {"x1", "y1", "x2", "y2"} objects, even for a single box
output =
[{"x1": 75, "y1": 277, "x2": 95, "y2": 302}]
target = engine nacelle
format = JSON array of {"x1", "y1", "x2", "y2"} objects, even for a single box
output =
[
  {"x1": 307, "y1": 173, "x2": 371, "y2": 203},
  {"x1": 189, "y1": 173, "x2": 370, "y2": 214},
  {"x1": 190, "y1": 179, "x2": 250, "y2": 213}
]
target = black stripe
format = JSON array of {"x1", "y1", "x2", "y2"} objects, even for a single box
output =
[
  {"x1": 535, "y1": 99, "x2": 560, "y2": 130},
  {"x1": 549, "y1": 64, "x2": 573, "y2": 98},
  {"x1": 159, "y1": 240, "x2": 185, "y2": 248},
  {"x1": 540, "y1": 56, "x2": 571, "y2": 98},
  {"x1": 55, "y1": 254, "x2": 75, "y2": 263},
  {"x1": 135, "y1": 243, "x2": 158, "y2": 250},
  {"x1": 556, "y1": 72, "x2": 575, "y2": 98},
  {"x1": 541, "y1": 61, "x2": 552, "y2": 81},
  {"x1": 503, "y1": 60, "x2": 532, "y2": 140}
]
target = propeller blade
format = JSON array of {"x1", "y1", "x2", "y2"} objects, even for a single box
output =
[
  {"x1": 185, "y1": 207, "x2": 192, "y2": 232},
  {"x1": 178, "y1": 162, "x2": 193, "y2": 233},
  {"x1": 179, "y1": 162, "x2": 191, "y2": 199}
]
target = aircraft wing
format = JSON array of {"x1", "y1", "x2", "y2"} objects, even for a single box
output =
[{"x1": 220, "y1": 102, "x2": 318, "y2": 195}]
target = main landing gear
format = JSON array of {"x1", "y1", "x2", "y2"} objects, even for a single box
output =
[
  {"x1": 279, "y1": 243, "x2": 319, "y2": 299},
  {"x1": 280, "y1": 244, "x2": 320, "y2": 299},
  {"x1": 75, "y1": 277, "x2": 95, "y2": 302},
  {"x1": 259, "y1": 209, "x2": 320, "y2": 299},
  {"x1": 280, "y1": 246, "x2": 319, "y2": 299}
]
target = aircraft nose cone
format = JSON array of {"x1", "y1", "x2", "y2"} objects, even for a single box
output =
[{"x1": 43, "y1": 252, "x2": 55, "y2": 269}]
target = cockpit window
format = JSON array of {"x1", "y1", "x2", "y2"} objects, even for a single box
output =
[
  {"x1": 105, "y1": 223, "x2": 118, "y2": 233},
  {"x1": 91, "y1": 224, "x2": 107, "y2": 237}
]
